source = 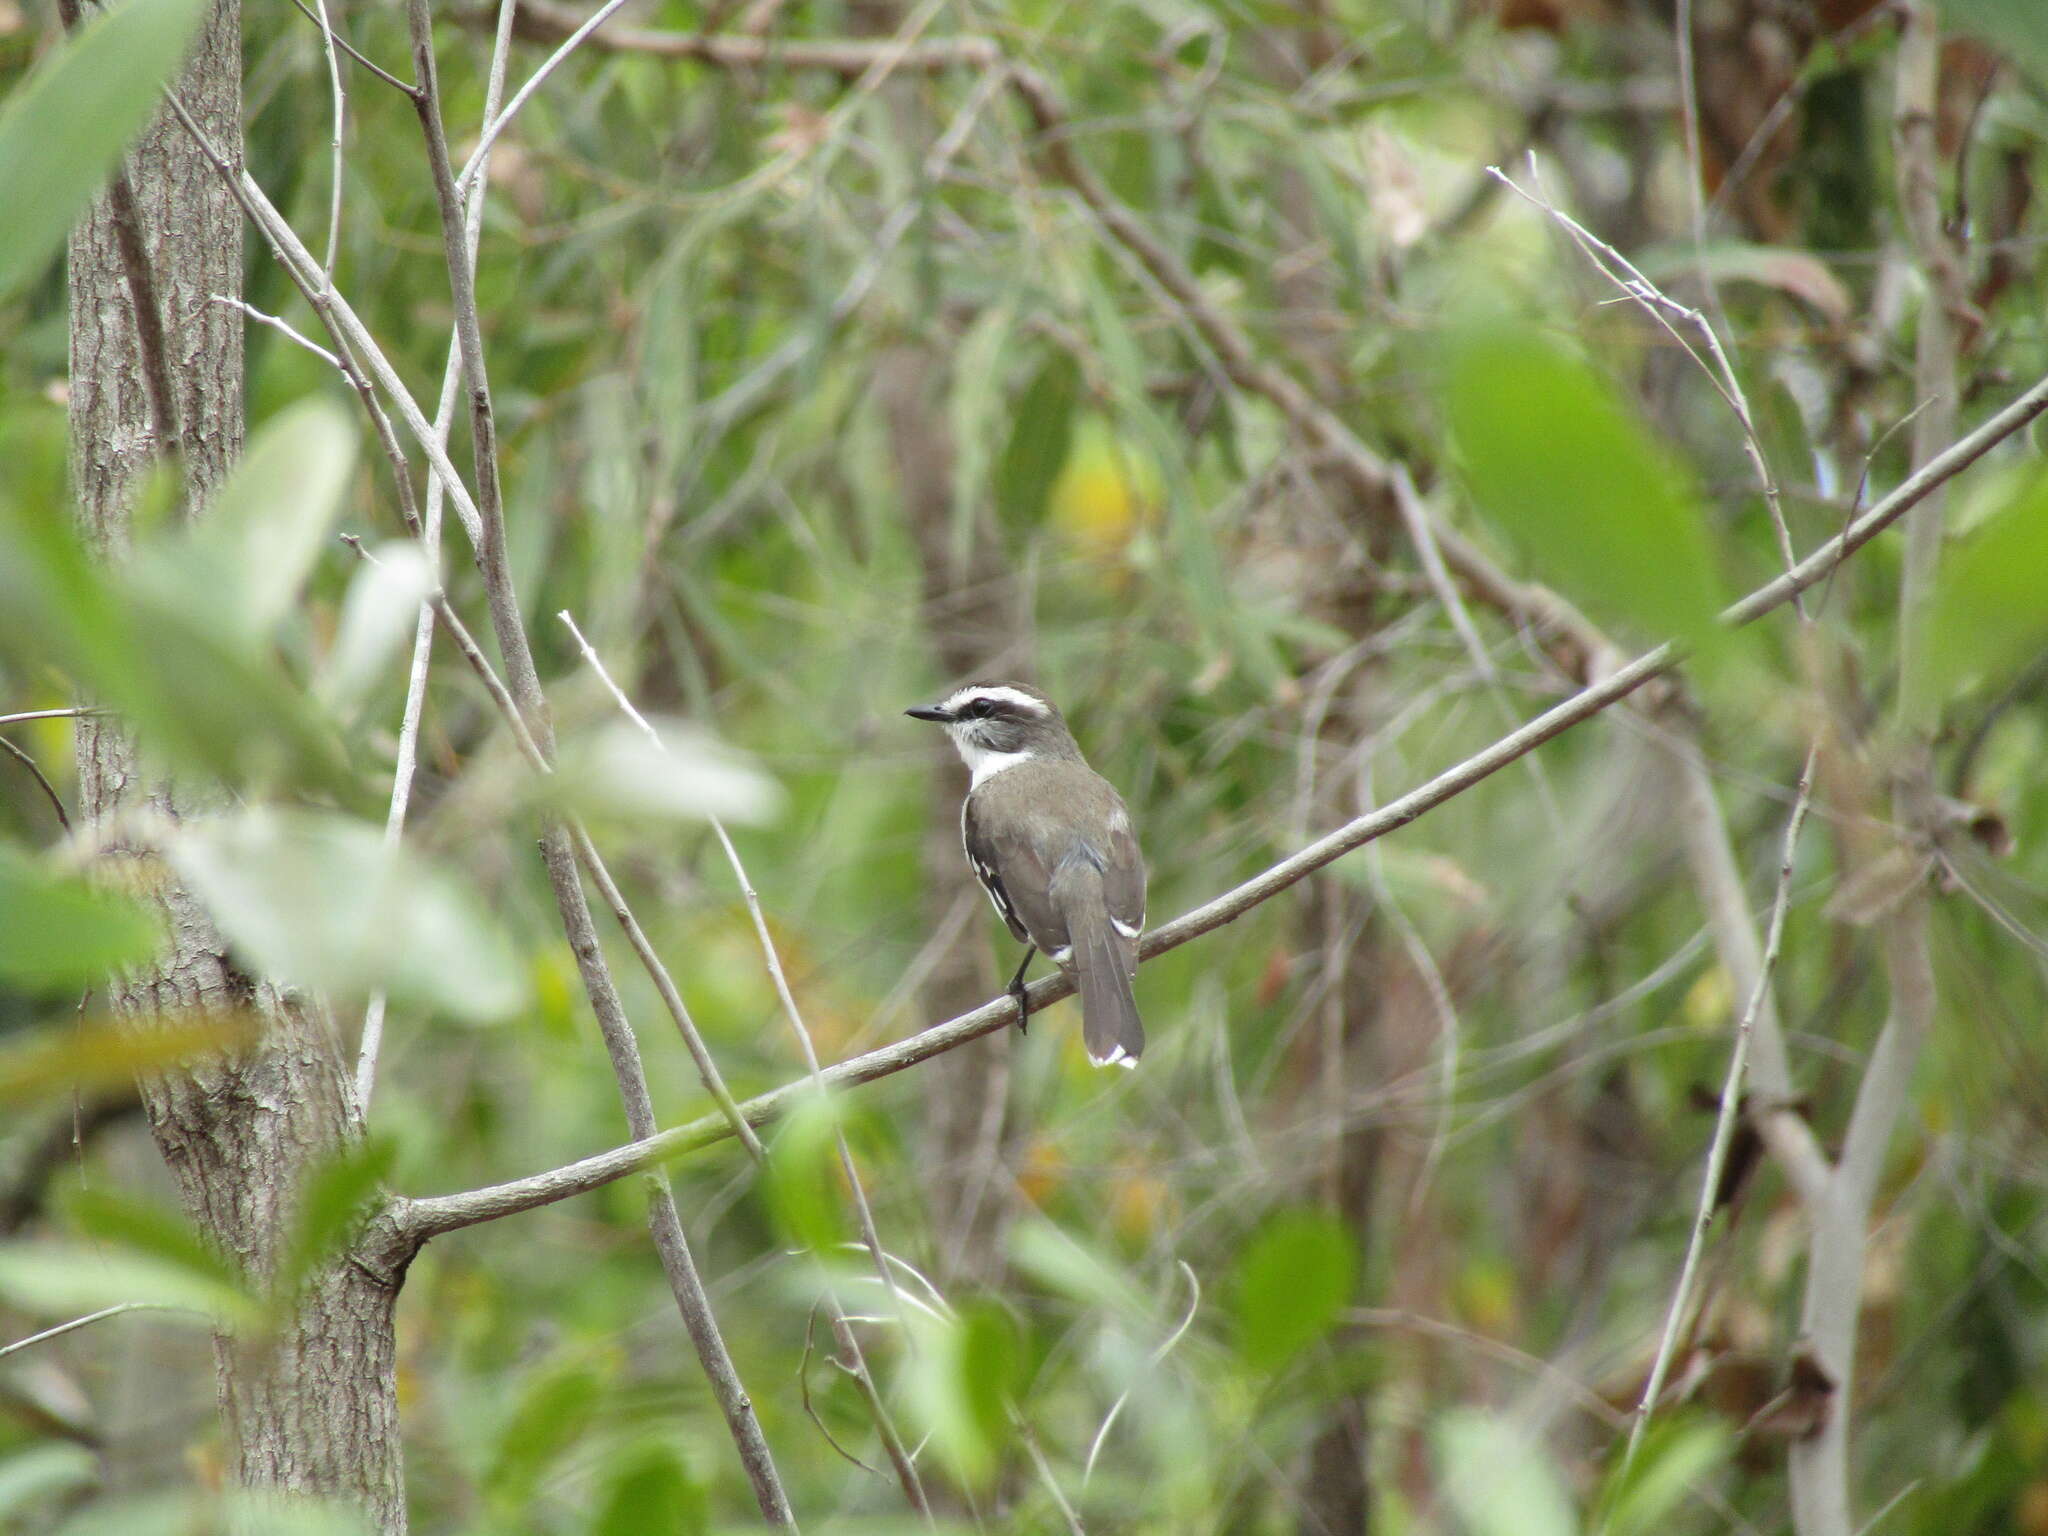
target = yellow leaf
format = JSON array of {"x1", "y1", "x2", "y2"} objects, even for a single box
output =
[{"x1": 1049, "y1": 416, "x2": 1160, "y2": 560}]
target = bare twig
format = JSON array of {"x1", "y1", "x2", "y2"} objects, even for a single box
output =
[
  {"x1": 286, "y1": 0, "x2": 420, "y2": 98},
  {"x1": 1020, "y1": 1416, "x2": 1088, "y2": 1535},
  {"x1": 0, "y1": 709, "x2": 99, "y2": 727},
  {"x1": 1084, "y1": 1261, "x2": 1199, "y2": 1485},
  {"x1": 1674, "y1": 0, "x2": 1708, "y2": 260},
  {"x1": 567, "y1": 824, "x2": 766, "y2": 1155},
  {"x1": 1790, "y1": 14, "x2": 1960, "y2": 1534},
  {"x1": 556, "y1": 611, "x2": 932, "y2": 1522},
  {"x1": 211, "y1": 295, "x2": 343, "y2": 370},
  {"x1": 799, "y1": 1306, "x2": 882, "y2": 1474},
  {"x1": 1492, "y1": 160, "x2": 1802, "y2": 610},
  {"x1": 455, "y1": 0, "x2": 640, "y2": 197},
  {"x1": 1724, "y1": 361, "x2": 2048, "y2": 626},
  {"x1": 1670, "y1": 748, "x2": 1831, "y2": 1209},
  {"x1": 392, "y1": 4, "x2": 798, "y2": 1517},
  {"x1": 305, "y1": 0, "x2": 347, "y2": 282},
  {"x1": 399, "y1": 640, "x2": 1677, "y2": 1238},
  {"x1": 164, "y1": 96, "x2": 488, "y2": 548},
  {"x1": 0, "y1": 1302, "x2": 197, "y2": 1362},
  {"x1": 356, "y1": 0, "x2": 518, "y2": 1123},
  {"x1": 1350, "y1": 1308, "x2": 1625, "y2": 1431},
  {"x1": 1387, "y1": 463, "x2": 1495, "y2": 686},
  {"x1": 1625, "y1": 749, "x2": 1814, "y2": 1465},
  {"x1": 0, "y1": 734, "x2": 70, "y2": 834},
  {"x1": 467, "y1": 0, "x2": 999, "y2": 77}
]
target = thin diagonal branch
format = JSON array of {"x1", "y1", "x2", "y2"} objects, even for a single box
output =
[
  {"x1": 211, "y1": 296, "x2": 343, "y2": 368},
  {"x1": 287, "y1": 0, "x2": 420, "y2": 98},
  {"x1": 455, "y1": 0, "x2": 639, "y2": 196},
  {"x1": 1790, "y1": 13, "x2": 1960, "y2": 1533},
  {"x1": 393, "y1": 4, "x2": 798, "y2": 1519},
  {"x1": 399, "y1": 641, "x2": 1675, "y2": 1239},
  {"x1": 357, "y1": 0, "x2": 518, "y2": 1122},
  {"x1": 0, "y1": 1302, "x2": 198, "y2": 1363},
  {"x1": 1626, "y1": 749, "x2": 1814, "y2": 1464},
  {"x1": 1492, "y1": 159, "x2": 1803, "y2": 612},
  {"x1": 163, "y1": 94, "x2": 488, "y2": 549},
  {"x1": 467, "y1": 0, "x2": 1000, "y2": 77},
  {"x1": 395, "y1": 354, "x2": 2048, "y2": 1234},
  {"x1": 0, "y1": 734, "x2": 70, "y2": 834},
  {"x1": 305, "y1": 0, "x2": 347, "y2": 282},
  {"x1": 556, "y1": 612, "x2": 932, "y2": 1523}
]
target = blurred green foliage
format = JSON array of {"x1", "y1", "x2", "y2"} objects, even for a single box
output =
[{"x1": 4, "y1": 0, "x2": 2048, "y2": 1531}]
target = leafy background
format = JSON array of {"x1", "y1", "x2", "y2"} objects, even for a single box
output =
[{"x1": 4, "y1": 0, "x2": 2048, "y2": 1531}]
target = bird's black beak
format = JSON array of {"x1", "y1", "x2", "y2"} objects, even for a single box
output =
[{"x1": 904, "y1": 704, "x2": 953, "y2": 723}]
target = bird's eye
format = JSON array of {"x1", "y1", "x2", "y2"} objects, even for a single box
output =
[{"x1": 967, "y1": 700, "x2": 994, "y2": 719}]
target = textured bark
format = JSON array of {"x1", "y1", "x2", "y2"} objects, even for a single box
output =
[{"x1": 66, "y1": 2, "x2": 409, "y2": 1527}]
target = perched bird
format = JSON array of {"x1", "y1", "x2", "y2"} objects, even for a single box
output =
[{"x1": 906, "y1": 682, "x2": 1146, "y2": 1067}]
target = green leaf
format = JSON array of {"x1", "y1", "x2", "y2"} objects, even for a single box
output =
[
  {"x1": 1007, "y1": 1219, "x2": 1152, "y2": 1318},
  {"x1": 274, "y1": 1138, "x2": 397, "y2": 1298},
  {"x1": 167, "y1": 807, "x2": 526, "y2": 1022},
  {"x1": 998, "y1": 350, "x2": 1080, "y2": 530},
  {"x1": 904, "y1": 1300, "x2": 1022, "y2": 1489},
  {"x1": 54, "y1": 1493, "x2": 372, "y2": 1536},
  {"x1": 113, "y1": 585, "x2": 359, "y2": 794},
  {"x1": 1919, "y1": 470, "x2": 2048, "y2": 708},
  {"x1": 0, "y1": 0, "x2": 212, "y2": 302},
  {"x1": 0, "y1": 496, "x2": 355, "y2": 799},
  {"x1": 317, "y1": 542, "x2": 434, "y2": 716},
  {"x1": 950, "y1": 301, "x2": 1019, "y2": 565},
  {"x1": 0, "y1": 1015, "x2": 253, "y2": 1107},
  {"x1": 489, "y1": 1360, "x2": 605, "y2": 1506},
  {"x1": 61, "y1": 1187, "x2": 238, "y2": 1293},
  {"x1": 0, "y1": 1243, "x2": 256, "y2": 1328},
  {"x1": 1434, "y1": 1410, "x2": 1578, "y2": 1536},
  {"x1": 0, "y1": 846, "x2": 160, "y2": 993},
  {"x1": 550, "y1": 717, "x2": 783, "y2": 827},
  {"x1": 1233, "y1": 1208, "x2": 1354, "y2": 1371},
  {"x1": 1594, "y1": 1418, "x2": 1733, "y2": 1536},
  {"x1": 763, "y1": 1091, "x2": 843, "y2": 1253},
  {"x1": 189, "y1": 398, "x2": 361, "y2": 642},
  {"x1": 1935, "y1": 0, "x2": 2048, "y2": 83},
  {"x1": 1441, "y1": 322, "x2": 1726, "y2": 661},
  {"x1": 957, "y1": 1300, "x2": 1024, "y2": 1458},
  {"x1": 588, "y1": 1441, "x2": 708, "y2": 1536},
  {"x1": 53, "y1": 1493, "x2": 200, "y2": 1536},
  {"x1": 0, "y1": 1445, "x2": 98, "y2": 1518}
]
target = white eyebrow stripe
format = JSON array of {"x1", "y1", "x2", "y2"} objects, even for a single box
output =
[{"x1": 941, "y1": 685, "x2": 1050, "y2": 716}]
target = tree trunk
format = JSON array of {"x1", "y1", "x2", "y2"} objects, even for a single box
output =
[{"x1": 67, "y1": 2, "x2": 410, "y2": 1527}]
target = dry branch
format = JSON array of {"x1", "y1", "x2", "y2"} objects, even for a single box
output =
[
  {"x1": 390, "y1": 2, "x2": 800, "y2": 1518},
  {"x1": 461, "y1": 0, "x2": 999, "y2": 76},
  {"x1": 401, "y1": 642, "x2": 1672, "y2": 1238},
  {"x1": 1787, "y1": 11, "x2": 1962, "y2": 1533}
]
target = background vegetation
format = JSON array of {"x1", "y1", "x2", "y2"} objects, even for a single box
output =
[{"x1": 3, "y1": 0, "x2": 2048, "y2": 1530}]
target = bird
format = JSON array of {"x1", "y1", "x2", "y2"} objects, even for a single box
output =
[{"x1": 906, "y1": 682, "x2": 1146, "y2": 1067}]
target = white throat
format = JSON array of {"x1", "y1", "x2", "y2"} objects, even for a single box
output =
[{"x1": 953, "y1": 732, "x2": 1036, "y2": 787}]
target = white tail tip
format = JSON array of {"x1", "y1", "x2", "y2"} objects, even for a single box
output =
[{"x1": 1091, "y1": 1043, "x2": 1140, "y2": 1070}]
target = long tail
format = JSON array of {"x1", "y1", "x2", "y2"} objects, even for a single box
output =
[{"x1": 1055, "y1": 864, "x2": 1144, "y2": 1068}]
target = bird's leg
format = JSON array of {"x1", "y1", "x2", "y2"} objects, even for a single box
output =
[{"x1": 1006, "y1": 946, "x2": 1037, "y2": 1034}]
